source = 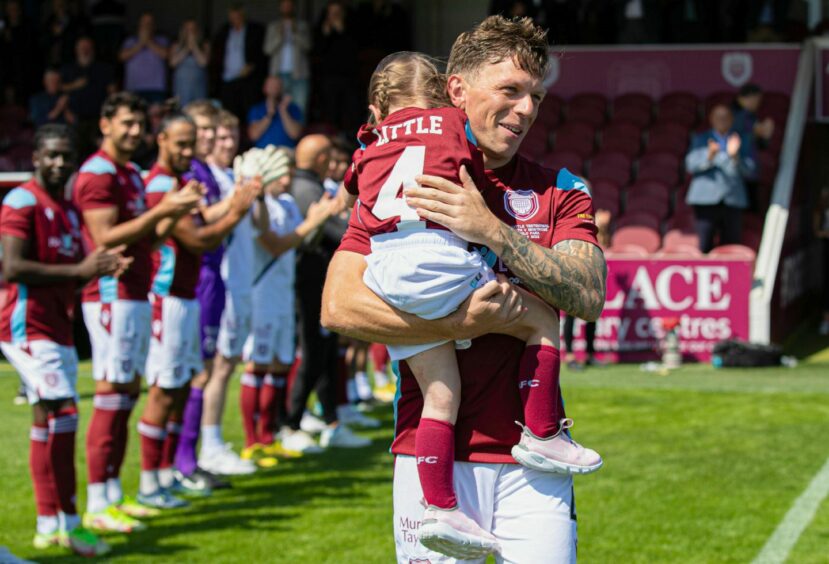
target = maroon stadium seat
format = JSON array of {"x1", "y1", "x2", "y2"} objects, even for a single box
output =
[
  {"x1": 536, "y1": 95, "x2": 563, "y2": 129},
  {"x1": 553, "y1": 122, "x2": 596, "y2": 158},
  {"x1": 654, "y1": 106, "x2": 698, "y2": 129},
  {"x1": 0, "y1": 155, "x2": 16, "y2": 172},
  {"x1": 627, "y1": 190, "x2": 669, "y2": 220},
  {"x1": 615, "y1": 210, "x2": 661, "y2": 230},
  {"x1": 539, "y1": 151, "x2": 584, "y2": 174},
  {"x1": 0, "y1": 105, "x2": 27, "y2": 125},
  {"x1": 611, "y1": 105, "x2": 652, "y2": 129},
  {"x1": 709, "y1": 244, "x2": 756, "y2": 260},
  {"x1": 741, "y1": 229, "x2": 762, "y2": 250},
  {"x1": 519, "y1": 123, "x2": 550, "y2": 160},
  {"x1": 636, "y1": 152, "x2": 680, "y2": 186},
  {"x1": 567, "y1": 105, "x2": 606, "y2": 128},
  {"x1": 666, "y1": 210, "x2": 695, "y2": 231},
  {"x1": 592, "y1": 187, "x2": 621, "y2": 218},
  {"x1": 607, "y1": 243, "x2": 650, "y2": 257},
  {"x1": 612, "y1": 226, "x2": 661, "y2": 254},
  {"x1": 569, "y1": 92, "x2": 607, "y2": 113},
  {"x1": 613, "y1": 93, "x2": 653, "y2": 114},
  {"x1": 759, "y1": 91, "x2": 790, "y2": 122},
  {"x1": 663, "y1": 228, "x2": 700, "y2": 250},
  {"x1": 588, "y1": 151, "x2": 632, "y2": 184},
  {"x1": 601, "y1": 122, "x2": 642, "y2": 156},
  {"x1": 757, "y1": 151, "x2": 778, "y2": 187},
  {"x1": 646, "y1": 127, "x2": 689, "y2": 157},
  {"x1": 654, "y1": 243, "x2": 704, "y2": 258},
  {"x1": 658, "y1": 91, "x2": 699, "y2": 115}
]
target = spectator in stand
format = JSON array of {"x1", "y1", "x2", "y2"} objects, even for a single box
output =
[
  {"x1": 313, "y1": 1, "x2": 360, "y2": 133},
  {"x1": 322, "y1": 135, "x2": 351, "y2": 197},
  {"x1": 42, "y1": 0, "x2": 88, "y2": 68},
  {"x1": 211, "y1": 3, "x2": 266, "y2": 122},
  {"x1": 61, "y1": 37, "x2": 117, "y2": 158},
  {"x1": 119, "y1": 13, "x2": 169, "y2": 104},
  {"x1": 816, "y1": 186, "x2": 829, "y2": 336},
  {"x1": 1, "y1": 0, "x2": 40, "y2": 105},
  {"x1": 733, "y1": 83, "x2": 775, "y2": 149},
  {"x1": 563, "y1": 208, "x2": 611, "y2": 371},
  {"x1": 685, "y1": 104, "x2": 757, "y2": 253},
  {"x1": 170, "y1": 20, "x2": 210, "y2": 107},
  {"x1": 355, "y1": 0, "x2": 412, "y2": 55},
  {"x1": 88, "y1": 0, "x2": 125, "y2": 63},
  {"x1": 30, "y1": 69, "x2": 74, "y2": 127},
  {"x1": 247, "y1": 76, "x2": 303, "y2": 149},
  {"x1": 264, "y1": 0, "x2": 311, "y2": 114}
]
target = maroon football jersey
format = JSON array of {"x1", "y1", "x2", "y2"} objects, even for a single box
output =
[
  {"x1": 145, "y1": 164, "x2": 202, "y2": 300},
  {"x1": 339, "y1": 154, "x2": 599, "y2": 463},
  {"x1": 73, "y1": 150, "x2": 152, "y2": 303},
  {"x1": 0, "y1": 180, "x2": 84, "y2": 345},
  {"x1": 344, "y1": 106, "x2": 486, "y2": 236}
]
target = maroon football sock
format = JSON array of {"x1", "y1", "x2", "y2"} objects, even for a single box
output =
[
  {"x1": 518, "y1": 345, "x2": 562, "y2": 438},
  {"x1": 415, "y1": 418, "x2": 458, "y2": 509},
  {"x1": 30, "y1": 423, "x2": 58, "y2": 518},
  {"x1": 240, "y1": 372, "x2": 263, "y2": 448},
  {"x1": 48, "y1": 406, "x2": 78, "y2": 515}
]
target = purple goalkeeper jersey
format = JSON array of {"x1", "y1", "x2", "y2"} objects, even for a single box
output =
[{"x1": 184, "y1": 158, "x2": 224, "y2": 270}]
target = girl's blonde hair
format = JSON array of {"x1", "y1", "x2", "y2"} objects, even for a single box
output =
[{"x1": 367, "y1": 51, "x2": 451, "y2": 125}]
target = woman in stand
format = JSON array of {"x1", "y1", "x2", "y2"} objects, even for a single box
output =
[{"x1": 170, "y1": 20, "x2": 209, "y2": 106}]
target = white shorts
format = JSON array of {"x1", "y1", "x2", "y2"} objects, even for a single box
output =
[
  {"x1": 1, "y1": 340, "x2": 79, "y2": 404},
  {"x1": 393, "y1": 455, "x2": 577, "y2": 564},
  {"x1": 217, "y1": 290, "x2": 252, "y2": 359},
  {"x1": 243, "y1": 312, "x2": 295, "y2": 366},
  {"x1": 82, "y1": 300, "x2": 151, "y2": 383},
  {"x1": 146, "y1": 295, "x2": 203, "y2": 389},
  {"x1": 364, "y1": 231, "x2": 494, "y2": 361}
]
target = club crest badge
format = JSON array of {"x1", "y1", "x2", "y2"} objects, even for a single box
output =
[
  {"x1": 721, "y1": 52, "x2": 753, "y2": 88},
  {"x1": 504, "y1": 189, "x2": 540, "y2": 221}
]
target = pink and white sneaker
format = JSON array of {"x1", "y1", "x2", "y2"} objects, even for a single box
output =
[
  {"x1": 419, "y1": 505, "x2": 501, "y2": 559},
  {"x1": 511, "y1": 419, "x2": 603, "y2": 475}
]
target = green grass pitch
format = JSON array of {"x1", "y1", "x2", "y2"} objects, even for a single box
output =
[{"x1": 0, "y1": 354, "x2": 828, "y2": 563}]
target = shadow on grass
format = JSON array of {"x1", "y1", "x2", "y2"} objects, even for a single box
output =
[{"x1": 33, "y1": 409, "x2": 395, "y2": 563}]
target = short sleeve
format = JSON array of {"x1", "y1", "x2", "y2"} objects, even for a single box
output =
[
  {"x1": 0, "y1": 188, "x2": 36, "y2": 239},
  {"x1": 343, "y1": 148, "x2": 363, "y2": 196},
  {"x1": 550, "y1": 168, "x2": 599, "y2": 248},
  {"x1": 337, "y1": 203, "x2": 371, "y2": 255},
  {"x1": 145, "y1": 174, "x2": 175, "y2": 209},
  {"x1": 73, "y1": 173, "x2": 117, "y2": 211}
]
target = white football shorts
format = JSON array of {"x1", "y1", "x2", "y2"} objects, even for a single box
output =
[
  {"x1": 82, "y1": 300, "x2": 151, "y2": 384},
  {"x1": 1, "y1": 340, "x2": 79, "y2": 404},
  {"x1": 146, "y1": 294, "x2": 203, "y2": 389},
  {"x1": 363, "y1": 230, "x2": 494, "y2": 361},
  {"x1": 243, "y1": 311, "x2": 296, "y2": 366},
  {"x1": 216, "y1": 289, "x2": 252, "y2": 359},
  {"x1": 393, "y1": 455, "x2": 577, "y2": 564}
]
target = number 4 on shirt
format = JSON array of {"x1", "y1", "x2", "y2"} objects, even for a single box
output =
[{"x1": 372, "y1": 145, "x2": 425, "y2": 225}]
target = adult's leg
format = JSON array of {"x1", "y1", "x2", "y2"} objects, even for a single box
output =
[
  {"x1": 693, "y1": 204, "x2": 718, "y2": 253},
  {"x1": 286, "y1": 277, "x2": 327, "y2": 430},
  {"x1": 720, "y1": 205, "x2": 743, "y2": 246}
]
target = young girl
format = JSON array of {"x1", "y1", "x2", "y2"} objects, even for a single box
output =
[{"x1": 344, "y1": 52, "x2": 602, "y2": 555}]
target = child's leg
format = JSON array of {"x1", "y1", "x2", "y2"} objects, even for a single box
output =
[
  {"x1": 406, "y1": 342, "x2": 460, "y2": 510},
  {"x1": 516, "y1": 304, "x2": 562, "y2": 438}
]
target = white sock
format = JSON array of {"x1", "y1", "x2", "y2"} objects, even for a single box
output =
[
  {"x1": 373, "y1": 368, "x2": 389, "y2": 387},
  {"x1": 36, "y1": 515, "x2": 59, "y2": 535},
  {"x1": 86, "y1": 482, "x2": 109, "y2": 514},
  {"x1": 106, "y1": 477, "x2": 123, "y2": 505},
  {"x1": 201, "y1": 425, "x2": 223, "y2": 452},
  {"x1": 346, "y1": 379, "x2": 359, "y2": 403},
  {"x1": 355, "y1": 371, "x2": 372, "y2": 400},
  {"x1": 139, "y1": 470, "x2": 160, "y2": 496},
  {"x1": 59, "y1": 512, "x2": 80, "y2": 533},
  {"x1": 158, "y1": 467, "x2": 174, "y2": 489}
]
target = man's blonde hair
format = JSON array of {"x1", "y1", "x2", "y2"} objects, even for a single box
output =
[
  {"x1": 215, "y1": 109, "x2": 239, "y2": 130},
  {"x1": 447, "y1": 15, "x2": 549, "y2": 80},
  {"x1": 367, "y1": 51, "x2": 451, "y2": 124}
]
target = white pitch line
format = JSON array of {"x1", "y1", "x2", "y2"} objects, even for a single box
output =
[{"x1": 752, "y1": 455, "x2": 829, "y2": 564}]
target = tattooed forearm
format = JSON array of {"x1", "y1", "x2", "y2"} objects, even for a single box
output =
[{"x1": 494, "y1": 224, "x2": 608, "y2": 320}]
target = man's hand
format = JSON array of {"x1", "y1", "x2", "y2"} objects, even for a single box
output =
[
  {"x1": 76, "y1": 244, "x2": 133, "y2": 280},
  {"x1": 228, "y1": 179, "x2": 259, "y2": 218},
  {"x1": 445, "y1": 276, "x2": 527, "y2": 340},
  {"x1": 727, "y1": 133, "x2": 741, "y2": 158},
  {"x1": 305, "y1": 197, "x2": 335, "y2": 229},
  {"x1": 707, "y1": 139, "x2": 720, "y2": 161},
  {"x1": 158, "y1": 179, "x2": 204, "y2": 217},
  {"x1": 278, "y1": 95, "x2": 293, "y2": 113},
  {"x1": 406, "y1": 165, "x2": 500, "y2": 246}
]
